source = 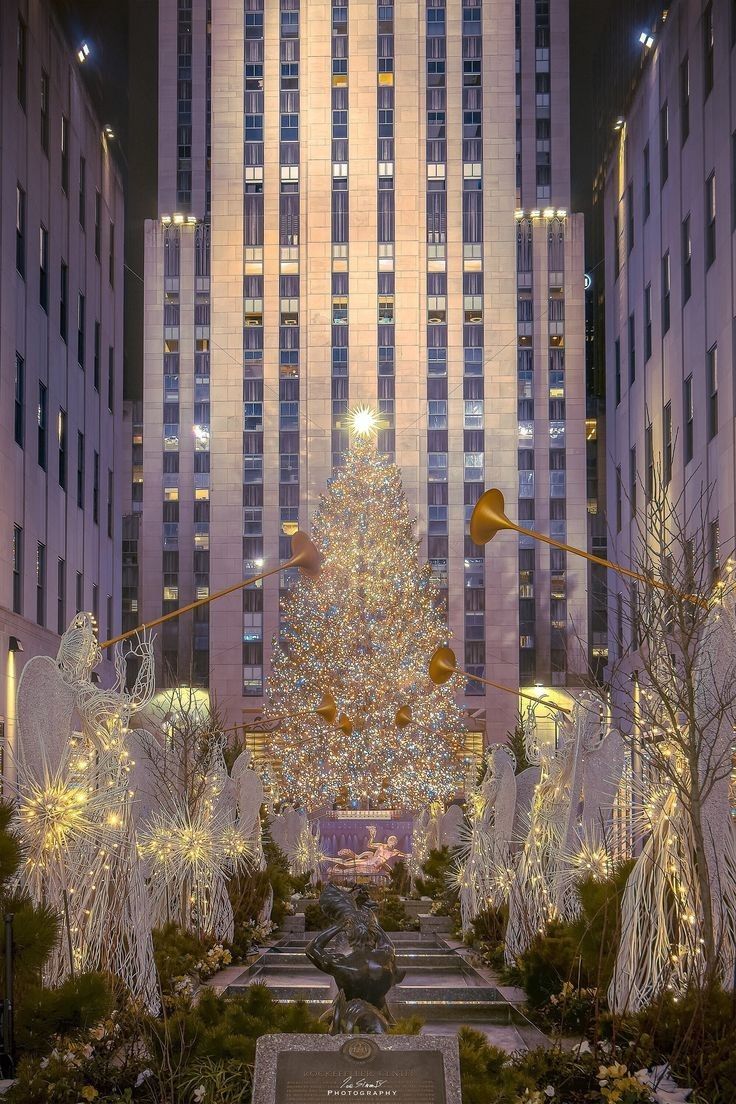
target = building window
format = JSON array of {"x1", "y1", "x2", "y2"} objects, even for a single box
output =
[
  {"x1": 109, "y1": 222, "x2": 115, "y2": 286},
  {"x1": 428, "y1": 400, "x2": 447, "y2": 430},
  {"x1": 77, "y1": 292, "x2": 86, "y2": 367},
  {"x1": 79, "y1": 156, "x2": 86, "y2": 227},
  {"x1": 709, "y1": 517, "x2": 720, "y2": 582},
  {"x1": 14, "y1": 353, "x2": 24, "y2": 447},
  {"x1": 644, "y1": 284, "x2": 652, "y2": 361},
  {"x1": 12, "y1": 526, "x2": 23, "y2": 615},
  {"x1": 663, "y1": 402, "x2": 672, "y2": 485},
  {"x1": 17, "y1": 17, "x2": 26, "y2": 109},
  {"x1": 615, "y1": 466, "x2": 622, "y2": 532},
  {"x1": 645, "y1": 423, "x2": 654, "y2": 500},
  {"x1": 57, "y1": 558, "x2": 66, "y2": 634},
  {"x1": 93, "y1": 322, "x2": 101, "y2": 390},
  {"x1": 682, "y1": 214, "x2": 692, "y2": 302},
  {"x1": 107, "y1": 469, "x2": 113, "y2": 538},
  {"x1": 629, "y1": 445, "x2": 637, "y2": 516},
  {"x1": 77, "y1": 431, "x2": 85, "y2": 509},
  {"x1": 108, "y1": 347, "x2": 115, "y2": 412},
  {"x1": 39, "y1": 225, "x2": 48, "y2": 310},
  {"x1": 16, "y1": 185, "x2": 25, "y2": 277},
  {"x1": 58, "y1": 409, "x2": 67, "y2": 489},
  {"x1": 36, "y1": 543, "x2": 45, "y2": 627},
  {"x1": 628, "y1": 312, "x2": 635, "y2": 384},
  {"x1": 660, "y1": 102, "x2": 669, "y2": 186},
  {"x1": 60, "y1": 261, "x2": 68, "y2": 342},
  {"x1": 643, "y1": 143, "x2": 650, "y2": 219},
  {"x1": 37, "y1": 382, "x2": 47, "y2": 470},
  {"x1": 704, "y1": 2, "x2": 714, "y2": 97},
  {"x1": 684, "y1": 375, "x2": 694, "y2": 464},
  {"x1": 661, "y1": 252, "x2": 671, "y2": 334},
  {"x1": 626, "y1": 182, "x2": 634, "y2": 254},
  {"x1": 41, "y1": 70, "x2": 50, "y2": 153},
  {"x1": 613, "y1": 213, "x2": 620, "y2": 278},
  {"x1": 707, "y1": 343, "x2": 718, "y2": 440},
  {"x1": 94, "y1": 192, "x2": 101, "y2": 259},
  {"x1": 680, "y1": 55, "x2": 690, "y2": 144},
  {"x1": 706, "y1": 172, "x2": 716, "y2": 268},
  {"x1": 280, "y1": 113, "x2": 298, "y2": 141},
  {"x1": 61, "y1": 116, "x2": 69, "y2": 194},
  {"x1": 93, "y1": 451, "x2": 100, "y2": 524}
]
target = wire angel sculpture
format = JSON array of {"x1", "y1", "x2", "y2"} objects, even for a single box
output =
[
  {"x1": 14, "y1": 617, "x2": 160, "y2": 1010},
  {"x1": 610, "y1": 588, "x2": 736, "y2": 1012},
  {"x1": 454, "y1": 746, "x2": 517, "y2": 935},
  {"x1": 139, "y1": 737, "x2": 255, "y2": 942}
]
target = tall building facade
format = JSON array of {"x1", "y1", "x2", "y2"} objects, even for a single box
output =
[
  {"x1": 604, "y1": 0, "x2": 735, "y2": 653},
  {"x1": 0, "y1": 0, "x2": 125, "y2": 778},
  {"x1": 138, "y1": 0, "x2": 588, "y2": 748}
]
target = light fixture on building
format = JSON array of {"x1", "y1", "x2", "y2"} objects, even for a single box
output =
[
  {"x1": 103, "y1": 124, "x2": 115, "y2": 139},
  {"x1": 514, "y1": 209, "x2": 525, "y2": 220},
  {"x1": 173, "y1": 213, "x2": 185, "y2": 225},
  {"x1": 8, "y1": 637, "x2": 23, "y2": 653},
  {"x1": 77, "y1": 41, "x2": 91, "y2": 63},
  {"x1": 614, "y1": 116, "x2": 625, "y2": 131},
  {"x1": 186, "y1": 215, "x2": 197, "y2": 225},
  {"x1": 161, "y1": 214, "x2": 172, "y2": 225},
  {"x1": 543, "y1": 207, "x2": 555, "y2": 219},
  {"x1": 639, "y1": 31, "x2": 654, "y2": 49},
  {"x1": 530, "y1": 209, "x2": 541, "y2": 218},
  {"x1": 556, "y1": 208, "x2": 567, "y2": 218}
]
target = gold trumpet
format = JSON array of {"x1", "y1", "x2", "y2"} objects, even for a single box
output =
[
  {"x1": 338, "y1": 713, "x2": 354, "y2": 736},
  {"x1": 222, "y1": 692, "x2": 338, "y2": 736},
  {"x1": 470, "y1": 489, "x2": 707, "y2": 608},
  {"x1": 395, "y1": 704, "x2": 413, "y2": 728},
  {"x1": 99, "y1": 530, "x2": 322, "y2": 650},
  {"x1": 428, "y1": 645, "x2": 570, "y2": 713}
]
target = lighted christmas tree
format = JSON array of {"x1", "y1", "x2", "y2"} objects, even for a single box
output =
[{"x1": 267, "y1": 426, "x2": 465, "y2": 809}]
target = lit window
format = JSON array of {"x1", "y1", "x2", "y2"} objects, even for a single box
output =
[
  {"x1": 464, "y1": 452, "x2": 484, "y2": 481},
  {"x1": 193, "y1": 424, "x2": 210, "y2": 451},
  {"x1": 163, "y1": 585, "x2": 179, "y2": 601},
  {"x1": 464, "y1": 400, "x2": 484, "y2": 429},
  {"x1": 464, "y1": 295, "x2": 483, "y2": 323},
  {"x1": 427, "y1": 296, "x2": 446, "y2": 324},
  {"x1": 378, "y1": 295, "x2": 394, "y2": 324},
  {"x1": 332, "y1": 296, "x2": 348, "y2": 325},
  {"x1": 244, "y1": 402, "x2": 263, "y2": 431}
]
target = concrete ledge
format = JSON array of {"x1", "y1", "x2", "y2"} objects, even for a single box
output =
[{"x1": 419, "y1": 914, "x2": 453, "y2": 934}]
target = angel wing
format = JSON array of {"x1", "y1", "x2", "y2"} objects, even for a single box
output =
[{"x1": 16, "y1": 655, "x2": 76, "y2": 780}]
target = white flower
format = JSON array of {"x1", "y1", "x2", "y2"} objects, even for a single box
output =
[
  {"x1": 135, "y1": 1069, "x2": 153, "y2": 1088},
  {"x1": 193, "y1": 1085, "x2": 206, "y2": 1103},
  {"x1": 544, "y1": 1087, "x2": 555, "y2": 1098}
]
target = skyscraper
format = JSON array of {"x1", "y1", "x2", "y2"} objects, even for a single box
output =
[
  {"x1": 137, "y1": 0, "x2": 587, "y2": 750},
  {"x1": 0, "y1": 0, "x2": 125, "y2": 780},
  {"x1": 604, "y1": 0, "x2": 736, "y2": 658}
]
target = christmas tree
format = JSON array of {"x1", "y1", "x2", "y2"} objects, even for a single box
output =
[{"x1": 267, "y1": 433, "x2": 465, "y2": 809}]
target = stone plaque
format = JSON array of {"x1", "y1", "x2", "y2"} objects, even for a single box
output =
[{"x1": 252, "y1": 1034, "x2": 462, "y2": 1104}]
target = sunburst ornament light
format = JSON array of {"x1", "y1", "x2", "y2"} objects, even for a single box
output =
[{"x1": 349, "y1": 404, "x2": 379, "y2": 438}]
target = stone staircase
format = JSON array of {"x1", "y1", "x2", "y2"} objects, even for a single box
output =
[{"x1": 226, "y1": 931, "x2": 516, "y2": 1023}]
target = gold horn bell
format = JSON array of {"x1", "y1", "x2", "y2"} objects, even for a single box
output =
[
  {"x1": 338, "y1": 713, "x2": 353, "y2": 736},
  {"x1": 428, "y1": 646, "x2": 457, "y2": 686},
  {"x1": 288, "y1": 531, "x2": 323, "y2": 578},
  {"x1": 395, "y1": 705, "x2": 412, "y2": 728},
  {"x1": 470, "y1": 489, "x2": 515, "y2": 546},
  {"x1": 315, "y1": 692, "x2": 338, "y2": 725}
]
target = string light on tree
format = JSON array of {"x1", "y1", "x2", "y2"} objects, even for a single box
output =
[{"x1": 267, "y1": 437, "x2": 466, "y2": 809}]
